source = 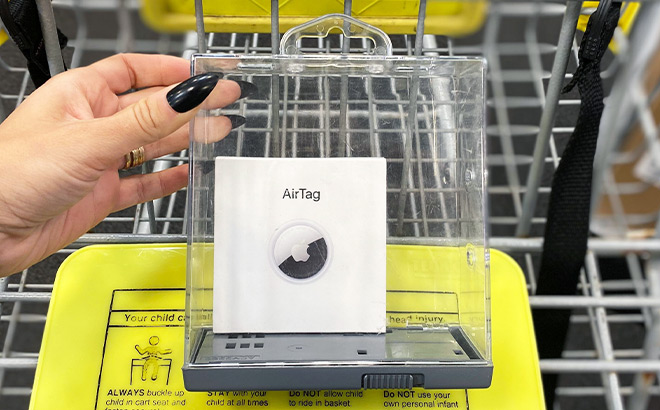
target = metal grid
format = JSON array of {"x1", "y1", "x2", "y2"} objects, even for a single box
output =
[{"x1": 0, "y1": 0, "x2": 659, "y2": 409}]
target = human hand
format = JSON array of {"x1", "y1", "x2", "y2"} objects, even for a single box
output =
[{"x1": 0, "y1": 53, "x2": 249, "y2": 276}]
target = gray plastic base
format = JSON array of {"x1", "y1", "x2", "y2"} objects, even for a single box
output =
[
  {"x1": 183, "y1": 327, "x2": 493, "y2": 391},
  {"x1": 183, "y1": 363, "x2": 493, "y2": 391}
]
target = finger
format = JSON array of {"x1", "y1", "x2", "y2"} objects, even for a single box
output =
[
  {"x1": 142, "y1": 124, "x2": 188, "y2": 161},
  {"x1": 86, "y1": 53, "x2": 190, "y2": 94},
  {"x1": 94, "y1": 74, "x2": 241, "y2": 163},
  {"x1": 118, "y1": 87, "x2": 163, "y2": 109},
  {"x1": 197, "y1": 80, "x2": 241, "y2": 110},
  {"x1": 119, "y1": 80, "x2": 242, "y2": 110},
  {"x1": 118, "y1": 80, "x2": 240, "y2": 111},
  {"x1": 140, "y1": 115, "x2": 238, "y2": 164},
  {"x1": 113, "y1": 164, "x2": 188, "y2": 212}
]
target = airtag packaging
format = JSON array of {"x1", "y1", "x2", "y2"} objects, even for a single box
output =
[{"x1": 213, "y1": 157, "x2": 386, "y2": 334}]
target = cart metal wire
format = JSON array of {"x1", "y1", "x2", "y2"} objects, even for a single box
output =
[{"x1": 1, "y1": 0, "x2": 660, "y2": 409}]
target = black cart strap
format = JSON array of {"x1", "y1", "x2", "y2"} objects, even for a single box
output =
[
  {"x1": 532, "y1": 2, "x2": 621, "y2": 408},
  {"x1": 0, "y1": 0, "x2": 67, "y2": 87}
]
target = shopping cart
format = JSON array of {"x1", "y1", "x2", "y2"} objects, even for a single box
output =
[{"x1": 1, "y1": 1, "x2": 659, "y2": 409}]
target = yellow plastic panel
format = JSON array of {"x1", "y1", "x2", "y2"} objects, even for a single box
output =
[
  {"x1": 30, "y1": 244, "x2": 542, "y2": 409},
  {"x1": 386, "y1": 244, "x2": 461, "y2": 328},
  {"x1": 577, "y1": 2, "x2": 639, "y2": 54},
  {"x1": 140, "y1": 0, "x2": 488, "y2": 36}
]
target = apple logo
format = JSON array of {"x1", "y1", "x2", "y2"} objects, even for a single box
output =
[
  {"x1": 271, "y1": 221, "x2": 331, "y2": 281},
  {"x1": 291, "y1": 243, "x2": 311, "y2": 262}
]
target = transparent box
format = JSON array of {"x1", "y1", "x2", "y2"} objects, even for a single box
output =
[{"x1": 184, "y1": 15, "x2": 489, "y2": 391}]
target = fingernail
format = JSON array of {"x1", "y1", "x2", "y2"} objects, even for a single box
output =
[
  {"x1": 167, "y1": 73, "x2": 222, "y2": 113},
  {"x1": 225, "y1": 115, "x2": 246, "y2": 129},
  {"x1": 234, "y1": 80, "x2": 258, "y2": 99}
]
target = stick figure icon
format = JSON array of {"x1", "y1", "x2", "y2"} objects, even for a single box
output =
[{"x1": 134, "y1": 336, "x2": 172, "y2": 381}]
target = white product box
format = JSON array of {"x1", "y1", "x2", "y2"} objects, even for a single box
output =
[{"x1": 213, "y1": 157, "x2": 386, "y2": 334}]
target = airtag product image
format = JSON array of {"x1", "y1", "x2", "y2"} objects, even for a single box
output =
[
  {"x1": 270, "y1": 220, "x2": 332, "y2": 282},
  {"x1": 213, "y1": 156, "x2": 386, "y2": 334}
]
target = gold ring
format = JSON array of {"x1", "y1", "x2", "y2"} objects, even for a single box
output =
[{"x1": 123, "y1": 146, "x2": 146, "y2": 169}]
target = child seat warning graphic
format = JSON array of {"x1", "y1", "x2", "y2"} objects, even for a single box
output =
[
  {"x1": 132, "y1": 336, "x2": 172, "y2": 383},
  {"x1": 94, "y1": 288, "x2": 469, "y2": 410}
]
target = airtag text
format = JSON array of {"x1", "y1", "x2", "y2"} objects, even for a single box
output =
[{"x1": 282, "y1": 188, "x2": 321, "y2": 202}]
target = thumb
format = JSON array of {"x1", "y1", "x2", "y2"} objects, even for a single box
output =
[{"x1": 96, "y1": 73, "x2": 221, "y2": 160}]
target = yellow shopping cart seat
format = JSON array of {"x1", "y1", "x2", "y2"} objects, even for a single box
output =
[
  {"x1": 140, "y1": 0, "x2": 488, "y2": 36},
  {"x1": 30, "y1": 244, "x2": 543, "y2": 409}
]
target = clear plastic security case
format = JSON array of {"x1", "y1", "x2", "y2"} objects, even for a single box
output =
[{"x1": 185, "y1": 15, "x2": 490, "y2": 391}]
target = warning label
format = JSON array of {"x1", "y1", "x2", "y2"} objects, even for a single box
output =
[
  {"x1": 94, "y1": 289, "x2": 468, "y2": 410},
  {"x1": 95, "y1": 289, "x2": 188, "y2": 410}
]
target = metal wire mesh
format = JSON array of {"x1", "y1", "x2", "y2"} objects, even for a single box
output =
[{"x1": 1, "y1": 1, "x2": 660, "y2": 409}]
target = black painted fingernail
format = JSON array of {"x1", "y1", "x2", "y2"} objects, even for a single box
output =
[
  {"x1": 225, "y1": 115, "x2": 246, "y2": 129},
  {"x1": 167, "y1": 73, "x2": 222, "y2": 113},
  {"x1": 235, "y1": 80, "x2": 258, "y2": 99}
]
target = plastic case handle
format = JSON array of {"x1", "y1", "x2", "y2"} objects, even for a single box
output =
[{"x1": 280, "y1": 13, "x2": 393, "y2": 56}]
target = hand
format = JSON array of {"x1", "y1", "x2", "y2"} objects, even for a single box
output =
[{"x1": 0, "y1": 53, "x2": 247, "y2": 276}]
